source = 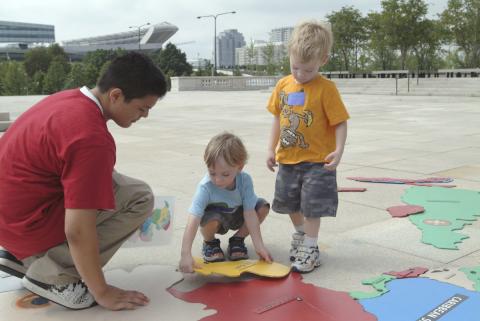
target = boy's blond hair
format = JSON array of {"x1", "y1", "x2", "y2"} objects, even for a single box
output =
[
  {"x1": 204, "y1": 132, "x2": 248, "y2": 168},
  {"x1": 288, "y1": 20, "x2": 333, "y2": 63}
]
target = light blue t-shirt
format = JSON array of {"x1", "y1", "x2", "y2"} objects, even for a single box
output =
[{"x1": 189, "y1": 171, "x2": 258, "y2": 218}]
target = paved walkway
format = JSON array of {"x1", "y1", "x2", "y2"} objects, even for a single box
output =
[{"x1": 1, "y1": 91, "x2": 479, "y2": 318}]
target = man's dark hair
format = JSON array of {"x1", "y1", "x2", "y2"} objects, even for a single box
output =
[{"x1": 97, "y1": 52, "x2": 167, "y2": 102}]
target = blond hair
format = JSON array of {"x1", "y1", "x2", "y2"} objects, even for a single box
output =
[
  {"x1": 204, "y1": 132, "x2": 248, "y2": 168},
  {"x1": 288, "y1": 20, "x2": 333, "y2": 63}
]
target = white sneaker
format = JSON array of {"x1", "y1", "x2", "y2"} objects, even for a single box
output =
[
  {"x1": 22, "y1": 276, "x2": 96, "y2": 310},
  {"x1": 289, "y1": 232, "x2": 305, "y2": 261},
  {"x1": 291, "y1": 244, "x2": 321, "y2": 273}
]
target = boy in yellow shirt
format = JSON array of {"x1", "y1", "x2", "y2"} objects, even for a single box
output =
[{"x1": 266, "y1": 20, "x2": 349, "y2": 273}]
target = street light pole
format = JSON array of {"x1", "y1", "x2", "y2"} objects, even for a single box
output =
[
  {"x1": 197, "y1": 11, "x2": 236, "y2": 76},
  {"x1": 129, "y1": 22, "x2": 151, "y2": 51}
]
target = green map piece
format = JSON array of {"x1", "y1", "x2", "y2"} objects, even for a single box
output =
[
  {"x1": 460, "y1": 266, "x2": 480, "y2": 291},
  {"x1": 401, "y1": 187, "x2": 480, "y2": 249},
  {"x1": 350, "y1": 274, "x2": 396, "y2": 300}
]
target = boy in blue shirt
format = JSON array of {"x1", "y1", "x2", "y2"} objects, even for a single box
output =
[{"x1": 179, "y1": 132, "x2": 272, "y2": 272}]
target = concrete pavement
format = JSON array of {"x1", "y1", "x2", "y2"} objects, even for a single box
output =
[{"x1": 1, "y1": 90, "x2": 479, "y2": 317}]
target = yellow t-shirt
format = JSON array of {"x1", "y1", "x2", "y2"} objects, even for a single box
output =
[{"x1": 267, "y1": 74, "x2": 350, "y2": 164}]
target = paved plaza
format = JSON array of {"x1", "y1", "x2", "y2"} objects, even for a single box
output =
[{"x1": 1, "y1": 90, "x2": 479, "y2": 319}]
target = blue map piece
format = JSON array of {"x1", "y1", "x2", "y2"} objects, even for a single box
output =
[
  {"x1": 359, "y1": 278, "x2": 480, "y2": 321},
  {"x1": 287, "y1": 92, "x2": 305, "y2": 106}
]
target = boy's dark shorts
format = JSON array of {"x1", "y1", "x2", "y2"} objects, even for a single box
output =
[
  {"x1": 200, "y1": 198, "x2": 270, "y2": 234},
  {"x1": 272, "y1": 163, "x2": 338, "y2": 218}
]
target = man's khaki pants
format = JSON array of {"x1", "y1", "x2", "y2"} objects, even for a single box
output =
[{"x1": 23, "y1": 171, "x2": 153, "y2": 285}]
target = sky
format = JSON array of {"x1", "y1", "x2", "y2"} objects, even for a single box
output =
[{"x1": 0, "y1": 0, "x2": 449, "y2": 61}]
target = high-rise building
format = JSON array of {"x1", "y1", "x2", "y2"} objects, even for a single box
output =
[
  {"x1": 269, "y1": 27, "x2": 293, "y2": 43},
  {"x1": 0, "y1": 20, "x2": 55, "y2": 45},
  {"x1": 0, "y1": 20, "x2": 55, "y2": 60},
  {"x1": 236, "y1": 41, "x2": 286, "y2": 66},
  {"x1": 216, "y1": 29, "x2": 245, "y2": 68}
]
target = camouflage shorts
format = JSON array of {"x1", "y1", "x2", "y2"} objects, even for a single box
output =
[
  {"x1": 200, "y1": 198, "x2": 270, "y2": 234},
  {"x1": 272, "y1": 163, "x2": 338, "y2": 218}
]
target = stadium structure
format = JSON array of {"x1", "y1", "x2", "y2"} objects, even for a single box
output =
[
  {"x1": 0, "y1": 20, "x2": 178, "y2": 60},
  {"x1": 61, "y1": 22, "x2": 178, "y2": 56}
]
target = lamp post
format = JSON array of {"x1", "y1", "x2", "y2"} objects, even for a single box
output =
[
  {"x1": 197, "y1": 11, "x2": 236, "y2": 76},
  {"x1": 129, "y1": 22, "x2": 151, "y2": 51}
]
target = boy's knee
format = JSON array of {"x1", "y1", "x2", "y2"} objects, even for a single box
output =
[{"x1": 257, "y1": 204, "x2": 270, "y2": 221}]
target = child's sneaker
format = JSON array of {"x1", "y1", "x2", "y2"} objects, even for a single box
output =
[
  {"x1": 22, "y1": 276, "x2": 96, "y2": 310},
  {"x1": 227, "y1": 236, "x2": 249, "y2": 261},
  {"x1": 202, "y1": 238, "x2": 225, "y2": 263},
  {"x1": 291, "y1": 244, "x2": 321, "y2": 273},
  {"x1": 0, "y1": 248, "x2": 26, "y2": 278},
  {"x1": 289, "y1": 232, "x2": 305, "y2": 261}
]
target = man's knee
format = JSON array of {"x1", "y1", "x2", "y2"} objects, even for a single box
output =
[
  {"x1": 114, "y1": 173, "x2": 154, "y2": 220},
  {"x1": 130, "y1": 181, "x2": 154, "y2": 220}
]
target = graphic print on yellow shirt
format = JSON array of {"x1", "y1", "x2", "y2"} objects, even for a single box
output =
[
  {"x1": 278, "y1": 90, "x2": 313, "y2": 149},
  {"x1": 267, "y1": 75, "x2": 350, "y2": 164}
]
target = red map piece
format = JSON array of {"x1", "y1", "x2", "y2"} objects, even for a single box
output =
[
  {"x1": 387, "y1": 205, "x2": 425, "y2": 218},
  {"x1": 168, "y1": 273, "x2": 376, "y2": 321},
  {"x1": 338, "y1": 187, "x2": 367, "y2": 192},
  {"x1": 384, "y1": 267, "x2": 429, "y2": 278},
  {"x1": 347, "y1": 177, "x2": 453, "y2": 184}
]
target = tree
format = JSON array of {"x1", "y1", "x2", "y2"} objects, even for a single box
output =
[
  {"x1": 327, "y1": 6, "x2": 366, "y2": 71},
  {"x1": 365, "y1": 12, "x2": 398, "y2": 70},
  {"x1": 411, "y1": 19, "x2": 444, "y2": 71},
  {"x1": 82, "y1": 49, "x2": 125, "y2": 84},
  {"x1": 261, "y1": 42, "x2": 276, "y2": 75},
  {"x1": 29, "y1": 71, "x2": 46, "y2": 95},
  {"x1": 381, "y1": 0, "x2": 429, "y2": 70},
  {"x1": 2, "y1": 61, "x2": 28, "y2": 95},
  {"x1": 43, "y1": 58, "x2": 68, "y2": 94},
  {"x1": 65, "y1": 62, "x2": 97, "y2": 88},
  {"x1": 246, "y1": 39, "x2": 257, "y2": 73},
  {"x1": 280, "y1": 56, "x2": 291, "y2": 75},
  {"x1": 441, "y1": 0, "x2": 480, "y2": 67},
  {"x1": 151, "y1": 43, "x2": 192, "y2": 76},
  {"x1": 23, "y1": 47, "x2": 51, "y2": 78},
  {"x1": 23, "y1": 44, "x2": 71, "y2": 78}
]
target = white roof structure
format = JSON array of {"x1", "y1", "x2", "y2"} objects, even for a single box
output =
[{"x1": 61, "y1": 22, "x2": 178, "y2": 54}]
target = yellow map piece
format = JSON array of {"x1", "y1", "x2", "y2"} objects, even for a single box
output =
[{"x1": 193, "y1": 257, "x2": 291, "y2": 278}]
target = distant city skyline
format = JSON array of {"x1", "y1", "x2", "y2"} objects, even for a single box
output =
[{"x1": 0, "y1": 0, "x2": 450, "y2": 61}]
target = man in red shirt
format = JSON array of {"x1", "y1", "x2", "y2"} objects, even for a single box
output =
[{"x1": 0, "y1": 52, "x2": 167, "y2": 310}]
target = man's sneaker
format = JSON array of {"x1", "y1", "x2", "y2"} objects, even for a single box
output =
[
  {"x1": 22, "y1": 276, "x2": 96, "y2": 310},
  {"x1": 291, "y1": 244, "x2": 321, "y2": 273},
  {"x1": 0, "y1": 248, "x2": 26, "y2": 278},
  {"x1": 289, "y1": 232, "x2": 305, "y2": 261}
]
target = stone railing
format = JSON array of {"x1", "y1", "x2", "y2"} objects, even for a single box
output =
[
  {"x1": 170, "y1": 75, "x2": 479, "y2": 96},
  {"x1": 0, "y1": 112, "x2": 12, "y2": 132},
  {"x1": 171, "y1": 76, "x2": 281, "y2": 91}
]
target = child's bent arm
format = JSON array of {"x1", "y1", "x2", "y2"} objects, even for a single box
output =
[
  {"x1": 325, "y1": 121, "x2": 348, "y2": 170},
  {"x1": 243, "y1": 209, "x2": 272, "y2": 262},
  {"x1": 267, "y1": 116, "x2": 280, "y2": 171},
  {"x1": 335, "y1": 121, "x2": 347, "y2": 153},
  {"x1": 179, "y1": 214, "x2": 201, "y2": 272}
]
